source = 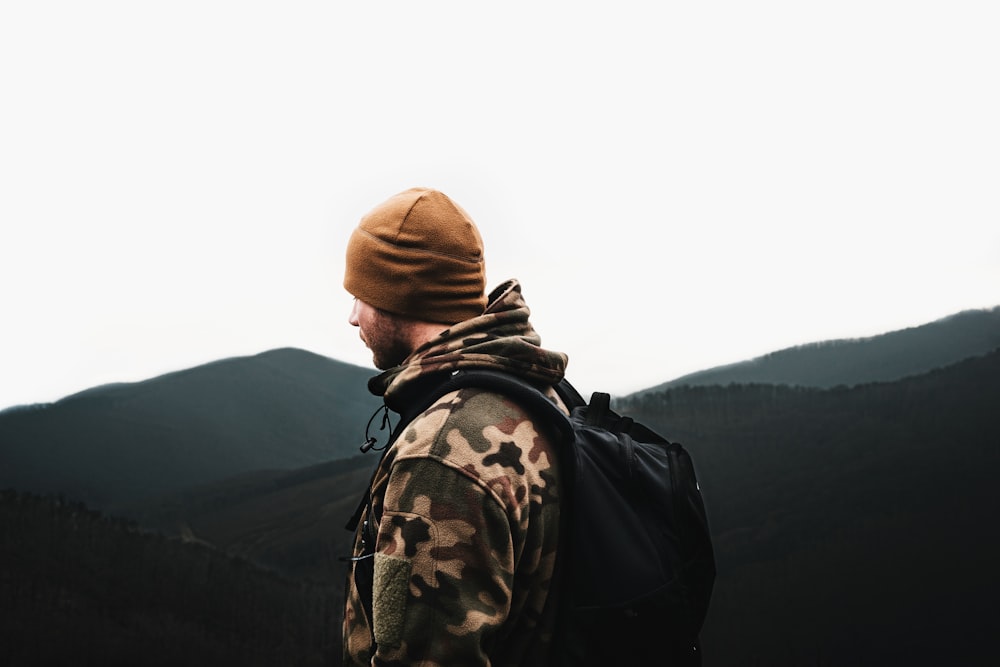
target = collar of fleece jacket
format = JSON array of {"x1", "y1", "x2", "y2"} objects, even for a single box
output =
[{"x1": 368, "y1": 279, "x2": 568, "y2": 410}]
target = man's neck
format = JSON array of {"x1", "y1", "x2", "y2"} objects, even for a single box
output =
[{"x1": 405, "y1": 320, "x2": 448, "y2": 353}]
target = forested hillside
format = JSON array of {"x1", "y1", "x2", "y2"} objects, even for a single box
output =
[
  {"x1": 618, "y1": 349, "x2": 1000, "y2": 665},
  {"x1": 131, "y1": 454, "x2": 377, "y2": 584},
  {"x1": 0, "y1": 490, "x2": 339, "y2": 666},
  {"x1": 95, "y1": 351, "x2": 1000, "y2": 665},
  {"x1": 3, "y1": 313, "x2": 998, "y2": 665}
]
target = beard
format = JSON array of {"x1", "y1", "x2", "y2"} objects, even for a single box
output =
[{"x1": 363, "y1": 308, "x2": 414, "y2": 370}]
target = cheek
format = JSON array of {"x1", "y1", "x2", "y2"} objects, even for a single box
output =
[{"x1": 359, "y1": 311, "x2": 382, "y2": 343}]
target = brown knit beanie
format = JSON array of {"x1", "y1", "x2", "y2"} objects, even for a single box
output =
[{"x1": 344, "y1": 187, "x2": 487, "y2": 324}]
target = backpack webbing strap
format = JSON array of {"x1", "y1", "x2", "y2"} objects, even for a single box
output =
[
  {"x1": 432, "y1": 370, "x2": 575, "y2": 444},
  {"x1": 585, "y1": 392, "x2": 610, "y2": 426}
]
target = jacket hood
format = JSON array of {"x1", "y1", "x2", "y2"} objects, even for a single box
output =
[{"x1": 368, "y1": 279, "x2": 568, "y2": 410}]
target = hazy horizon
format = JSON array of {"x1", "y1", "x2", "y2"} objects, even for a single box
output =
[{"x1": 4, "y1": 303, "x2": 998, "y2": 411}]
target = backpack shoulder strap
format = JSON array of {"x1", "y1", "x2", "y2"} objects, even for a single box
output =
[
  {"x1": 553, "y1": 377, "x2": 586, "y2": 410},
  {"x1": 432, "y1": 370, "x2": 575, "y2": 445}
]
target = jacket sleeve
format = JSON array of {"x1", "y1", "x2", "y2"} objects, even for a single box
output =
[{"x1": 371, "y1": 454, "x2": 515, "y2": 666}]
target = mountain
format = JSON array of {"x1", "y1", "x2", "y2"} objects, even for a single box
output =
[
  {"x1": 5, "y1": 307, "x2": 996, "y2": 515},
  {"x1": 0, "y1": 348, "x2": 382, "y2": 511},
  {"x1": 85, "y1": 349, "x2": 1000, "y2": 665},
  {"x1": 645, "y1": 306, "x2": 1000, "y2": 391},
  {"x1": 617, "y1": 349, "x2": 1000, "y2": 665},
  {"x1": 4, "y1": 309, "x2": 1000, "y2": 664}
]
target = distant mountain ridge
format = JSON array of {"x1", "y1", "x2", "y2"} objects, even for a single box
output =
[
  {"x1": 645, "y1": 306, "x2": 1000, "y2": 392},
  {"x1": 0, "y1": 348, "x2": 381, "y2": 510},
  {"x1": 3, "y1": 307, "x2": 998, "y2": 513}
]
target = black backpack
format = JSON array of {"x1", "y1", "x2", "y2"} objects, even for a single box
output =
[{"x1": 432, "y1": 369, "x2": 717, "y2": 666}]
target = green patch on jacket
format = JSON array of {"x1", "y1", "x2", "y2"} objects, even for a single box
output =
[{"x1": 373, "y1": 553, "x2": 412, "y2": 649}]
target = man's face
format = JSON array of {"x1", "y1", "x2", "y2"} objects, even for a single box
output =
[{"x1": 348, "y1": 298, "x2": 412, "y2": 370}]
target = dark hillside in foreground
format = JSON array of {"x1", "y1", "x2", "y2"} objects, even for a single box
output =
[
  {"x1": 647, "y1": 306, "x2": 1000, "y2": 390},
  {"x1": 131, "y1": 454, "x2": 377, "y2": 584},
  {"x1": 618, "y1": 349, "x2": 1000, "y2": 665},
  {"x1": 0, "y1": 490, "x2": 339, "y2": 666},
  {"x1": 0, "y1": 348, "x2": 381, "y2": 511}
]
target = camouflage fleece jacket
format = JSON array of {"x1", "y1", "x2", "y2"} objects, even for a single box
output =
[{"x1": 343, "y1": 279, "x2": 569, "y2": 667}]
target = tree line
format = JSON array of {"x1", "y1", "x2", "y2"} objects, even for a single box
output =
[
  {"x1": 617, "y1": 350, "x2": 1000, "y2": 665},
  {"x1": 0, "y1": 489, "x2": 342, "y2": 666}
]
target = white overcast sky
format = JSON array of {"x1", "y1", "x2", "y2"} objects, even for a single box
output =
[{"x1": 1, "y1": 1, "x2": 998, "y2": 409}]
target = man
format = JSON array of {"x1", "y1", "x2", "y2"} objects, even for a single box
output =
[{"x1": 341, "y1": 187, "x2": 569, "y2": 666}]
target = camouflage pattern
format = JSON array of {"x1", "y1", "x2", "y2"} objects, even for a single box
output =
[{"x1": 344, "y1": 280, "x2": 569, "y2": 666}]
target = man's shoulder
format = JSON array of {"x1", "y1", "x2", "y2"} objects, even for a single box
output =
[
  {"x1": 394, "y1": 383, "x2": 562, "y2": 475},
  {"x1": 418, "y1": 380, "x2": 565, "y2": 435}
]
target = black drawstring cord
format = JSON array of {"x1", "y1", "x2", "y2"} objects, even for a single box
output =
[{"x1": 360, "y1": 404, "x2": 394, "y2": 453}]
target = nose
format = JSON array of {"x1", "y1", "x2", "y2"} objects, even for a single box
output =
[{"x1": 348, "y1": 298, "x2": 360, "y2": 327}]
